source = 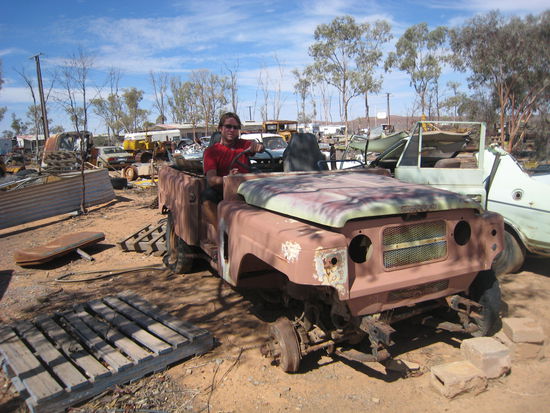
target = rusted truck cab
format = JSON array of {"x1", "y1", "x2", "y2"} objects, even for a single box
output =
[{"x1": 158, "y1": 163, "x2": 503, "y2": 372}]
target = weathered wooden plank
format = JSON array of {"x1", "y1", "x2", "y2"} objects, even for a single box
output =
[
  {"x1": 61, "y1": 312, "x2": 132, "y2": 372},
  {"x1": 35, "y1": 316, "x2": 110, "y2": 381},
  {"x1": 103, "y1": 297, "x2": 188, "y2": 347},
  {"x1": 13, "y1": 321, "x2": 89, "y2": 392},
  {"x1": 31, "y1": 332, "x2": 214, "y2": 413},
  {"x1": 73, "y1": 305, "x2": 153, "y2": 364},
  {"x1": 0, "y1": 326, "x2": 64, "y2": 403},
  {"x1": 118, "y1": 292, "x2": 208, "y2": 341},
  {"x1": 2, "y1": 294, "x2": 214, "y2": 413},
  {"x1": 87, "y1": 300, "x2": 172, "y2": 355}
]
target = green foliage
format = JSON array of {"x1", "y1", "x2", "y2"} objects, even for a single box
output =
[
  {"x1": 307, "y1": 15, "x2": 391, "y2": 133},
  {"x1": 386, "y1": 23, "x2": 448, "y2": 114},
  {"x1": 450, "y1": 10, "x2": 550, "y2": 151},
  {"x1": 50, "y1": 125, "x2": 64, "y2": 134},
  {"x1": 292, "y1": 68, "x2": 313, "y2": 123},
  {"x1": 168, "y1": 77, "x2": 202, "y2": 127},
  {"x1": 189, "y1": 70, "x2": 228, "y2": 134},
  {"x1": 0, "y1": 59, "x2": 6, "y2": 122},
  {"x1": 120, "y1": 88, "x2": 150, "y2": 133},
  {"x1": 11, "y1": 113, "x2": 27, "y2": 135},
  {"x1": 91, "y1": 93, "x2": 124, "y2": 136}
]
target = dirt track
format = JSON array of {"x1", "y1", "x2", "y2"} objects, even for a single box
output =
[{"x1": 1, "y1": 186, "x2": 549, "y2": 413}]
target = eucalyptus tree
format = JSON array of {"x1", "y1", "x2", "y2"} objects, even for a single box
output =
[
  {"x1": 190, "y1": 69, "x2": 228, "y2": 134},
  {"x1": 90, "y1": 69, "x2": 124, "y2": 139},
  {"x1": 117, "y1": 87, "x2": 149, "y2": 133},
  {"x1": 385, "y1": 23, "x2": 448, "y2": 116},
  {"x1": 441, "y1": 81, "x2": 467, "y2": 120},
  {"x1": 15, "y1": 66, "x2": 56, "y2": 136},
  {"x1": 224, "y1": 61, "x2": 239, "y2": 114},
  {"x1": 292, "y1": 68, "x2": 313, "y2": 124},
  {"x1": 168, "y1": 77, "x2": 200, "y2": 127},
  {"x1": 150, "y1": 71, "x2": 169, "y2": 124},
  {"x1": 11, "y1": 113, "x2": 27, "y2": 135},
  {"x1": 58, "y1": 47, "x2": 94, "y2": 132},
  {"x1": 450, "y1": 10, "x2": 550, "y2": 152},
  {"x1": 308, "y1": 16, "x2": 392, "y2": 134},
  {"x1": 0, "y1": 59, "x2": 6, "y2": 122}
]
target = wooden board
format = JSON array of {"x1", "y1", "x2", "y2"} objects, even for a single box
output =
[
  {"x1": 0, "y1": 292, "x2": 213, "y2": 413},
  {"x1": 14, "y1": 232, "x2": 105, "y2": 266}
]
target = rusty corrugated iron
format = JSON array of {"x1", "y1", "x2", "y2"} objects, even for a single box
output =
[{"x1": 0, "y1": 169, "x2": 115, "y2": 230}]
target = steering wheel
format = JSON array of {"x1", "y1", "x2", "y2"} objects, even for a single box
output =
[
  {"x1": 229, "y1": 148, "x2": 275, "y2": 173},
  {"x1": 229, "y1": 148, "x2": 253, "y2": 172}
]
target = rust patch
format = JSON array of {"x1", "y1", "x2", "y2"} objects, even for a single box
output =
[{"x1": 313, "y1": 247, "x2": 348, "y2": 296}]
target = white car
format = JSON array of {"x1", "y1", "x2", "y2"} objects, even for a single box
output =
[
  {"x1": 240, "y1": 133, "x2": 288, "y2": 171},
  {"x1": 95, "y1": 146, "x2": 134, "y2": 168},
  {"x1": 370, "y1": 121, "x2": 550, "y2": 275}
]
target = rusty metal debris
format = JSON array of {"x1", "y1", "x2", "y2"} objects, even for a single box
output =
[
  {"x1": 0, "y1": 169, "x2": 115, "y2": 230},
  {"x1": 13, "y1": 232, "x2": 105, "y2": 266}
]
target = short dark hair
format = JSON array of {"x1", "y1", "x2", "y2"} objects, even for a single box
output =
[{"x1": 218, "y1": 112, "x2": 242, "y2": 129}]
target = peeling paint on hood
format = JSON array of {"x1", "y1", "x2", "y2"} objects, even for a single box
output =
[{"x1": 238, "y1": 171, "x2": 478, "y2": 228}]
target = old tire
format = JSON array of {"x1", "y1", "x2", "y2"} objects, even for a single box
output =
[
  {"x1": 110, "y1": 177, "x2": 127, "y2": 189},
  {"x1": 123, "y1": 165, "x2": 138, "y2": 181},
  {"x1": 163, "y1": 213, "x2": 193, "y2": 274},
  {"x1": 492, "y1": 230, "x2": 525, "y2": 276},
  {"x1": 468, "y1": 270, "x2": 501, "y2": 337},
  {"x1": 270, "y1": 318, "x2": 301, "y2": 373}
]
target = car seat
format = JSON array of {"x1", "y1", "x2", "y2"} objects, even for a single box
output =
[{"x1": 283, "y1": 133, "x2": 328, "y2": 172}]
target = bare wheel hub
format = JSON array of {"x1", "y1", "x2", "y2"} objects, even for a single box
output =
[{"x1": 264, "y1": 317, "x2": 302, "y2": 373}]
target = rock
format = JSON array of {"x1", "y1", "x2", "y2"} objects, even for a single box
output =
[
  {"x1": 385, "y1": 359, "x2": 420, "y2": 373},
  {"x1": 461, "y1": 337, "x2": 511, "y2": 378},
  {"x1": 430, "y1": 361, "x2": 487, "y2": 398},
  {"x1": 494, "y1": 330, "x2": 545, "y2": 361},
  {"x1": 502, "y1": 317, "x2": 545, "y2": 344}
]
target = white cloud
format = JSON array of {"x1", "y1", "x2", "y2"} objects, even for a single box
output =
[
  {"x1": 426, "y1": 0, "x2": 548, "y2": 13},
  {"x1": 0, "y1": 48, "x2": 22, "y2": 57},
  {"x1": 0, "y1": 87, "x2": 34, "y2": 104}
]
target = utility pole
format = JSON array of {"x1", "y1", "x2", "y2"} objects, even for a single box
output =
[
  {"x1": 248, "y1": 105, "x2": 252, "y2": 121},
  {"x1": 32, "y1": 54, "x2": 49, "y2": 167},
  {"x1": 386, "y1": 92, "x2": 391, "y2": 126}
]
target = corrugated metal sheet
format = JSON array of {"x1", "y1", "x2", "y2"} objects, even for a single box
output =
[{"x1": 0, "y1": 169, "x2": 115, "y2": 230}]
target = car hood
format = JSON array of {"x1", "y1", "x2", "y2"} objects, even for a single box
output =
[{"x1": 237, "y1": 170, "x2": 479, "y2": 228}]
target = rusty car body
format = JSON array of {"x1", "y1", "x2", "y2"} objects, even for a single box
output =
[{"x1": 157, "y1": 134, "x2": 504, "y2": 372}]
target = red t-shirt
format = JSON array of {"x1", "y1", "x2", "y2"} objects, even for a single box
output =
[{"x1": 203, "y1": 139, "x2": 253, "y2": 177}]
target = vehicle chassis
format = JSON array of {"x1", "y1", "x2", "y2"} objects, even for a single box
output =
[{"x1": 159, "y1": 163, "x2": 503, "y2": 372}]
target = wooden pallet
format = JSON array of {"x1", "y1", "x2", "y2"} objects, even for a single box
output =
[
  {"x1": 42, "y1": 151, "x2": 81, "y2": 173},
  {"x1": 118, "y1": 221, "x2": 167, "y2": 256},
  {"x1": 0, "y1": 292, "x2": 213, "y2": 413}
]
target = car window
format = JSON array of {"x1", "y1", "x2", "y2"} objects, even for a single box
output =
[
  {"x1": 102, "y1": 147, "x2": 124, "y2": 154},
  {"x1": 263, "y1": 137, "x2": 287, "y2": 150}
]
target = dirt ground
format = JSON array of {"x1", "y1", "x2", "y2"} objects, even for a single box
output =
[{"x1": 0, "y1": 185, "x2": 549, "y2": 413}]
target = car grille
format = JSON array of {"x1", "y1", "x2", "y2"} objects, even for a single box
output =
[
  {"x1": 388, "y1": 279, "x2": 449, "y2": 302},
  {"x1": 383, "y1": 220, "x2": 447, "y2": 269}
]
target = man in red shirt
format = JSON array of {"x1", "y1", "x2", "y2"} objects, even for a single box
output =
[{"x1": 203, "y1": 112, "x2": 264, "y2": 228}]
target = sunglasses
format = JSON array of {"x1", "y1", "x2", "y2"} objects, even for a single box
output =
[{"x1": 222, "y1": 124, "x2": 240, "y2": 130}]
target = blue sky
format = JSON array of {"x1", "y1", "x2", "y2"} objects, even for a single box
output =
[{"x1": 0, "y1": 0, "x2": 547, "y2": 134}]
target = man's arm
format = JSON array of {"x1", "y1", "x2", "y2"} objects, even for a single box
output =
[
  {"x1": 206, "y1": 169, "x2": 223, "y2": 189},
  {"x1": 248, "y1": 141, "x2": 264, "y2": 154}
]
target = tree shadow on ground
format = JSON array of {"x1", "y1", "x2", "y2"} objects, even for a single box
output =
[
  {"x1": 0, "y1": 270, "x2": 13, "y2": 301},
  {"x1": 0, "y1": 215, "x2": 73, "y2": 238},
  {"x1": 522, "y1": 256, "x2": 550, "y2": 277}
]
